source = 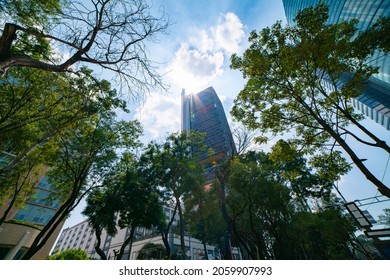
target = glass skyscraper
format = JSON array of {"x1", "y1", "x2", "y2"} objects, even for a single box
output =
[
  {"x1": 181, "y1": 87, "x2": 236, "y2": 179},
  {"x1": 282, "y1": 0, "x2": 390, "y2": 129}
]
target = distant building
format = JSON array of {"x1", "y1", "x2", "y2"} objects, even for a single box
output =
[
  {"x1": 282, "y1": 0, "x2": 390, "y2": 129},
  {"x1": 181, "y1": 87, "x2": 236, "y2": 180}
]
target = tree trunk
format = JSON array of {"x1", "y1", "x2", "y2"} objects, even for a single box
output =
[
  {"x1": 233, "y1": 229, "x2": 254, "y2": 260},
  {"x1": 0, "y1": 185, "x2": 20, "y2": 227},
  {"x1": 117, "y1": 227, "x2": 135, "y2": 260},
  {"x1": 217, "y1": 166, "x2": 233, "y2": 260},
  {"x1": 201, "y1": 241, "x2": 208, "y2": 260},
  {"x1": 199, "y1": 217, "x2": 208, "y2": 260},
  {"x1": 159, "y1": 226, "x2": 171, "y2": 258},
  {"x1": 176, "y1": 197, "x2": 186, "y2": 258},
  {"x1": 94, "y1": 229, "x2": 107, "y2": 260},
  {"x1": 0, "y1": 23, "x2": 17, "y2": 62},
  {"x1": 0, "y1": 164, "x2": 39, "y2": 227},
  {"x1": 158, "y1": 203, "x2": 178, "y2": 259}
]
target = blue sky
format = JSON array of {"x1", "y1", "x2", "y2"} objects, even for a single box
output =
[
  {"x1": 64, "y1": 0, "x2": 389, "y2": 228},
  {"x1": 127, "y1": 0, "x2": 287, "y2": 141}
]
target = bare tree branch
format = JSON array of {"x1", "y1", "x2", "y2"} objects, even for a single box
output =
[{"x1": 0, "y1": 0, "x2": 170, "y2": 96}]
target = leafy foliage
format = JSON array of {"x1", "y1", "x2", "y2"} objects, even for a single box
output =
[
  {"x1": 230, "y1": 3, "x2": 390, "y2": 197},
  {"x1": 47, "y1": 248, "x2": 90, "y2": 260},
  {"x1": 378, "y1": 208, "x2": 390, "y2": 226},
  {"x1": 184, "y1": 181, "x2": 225, "y2": 259},
  {"x1": 0, "y1": 66, "x2": 129, "y2": 229},
  {"x1": 225, "y1": 150, "x2": 356, "y2": 259},
  {"x1": 82, "y1": 185, "x2": 119, "y2": 260},
  {"x1": 140, "y1": 131, "x2": 208, "y2": 255},
  {"x1": 0, "y1": 0, "x2": 62, "y2": 27},
  {"x1": 83, "y1": 154, "x2": 165, "y2": 260},
  {"x1": 0, "y1": 67, "x2": 126, "y2": 173},
  {"x1": 22, "y1": 90, "x2": 142, "y2": 260}
]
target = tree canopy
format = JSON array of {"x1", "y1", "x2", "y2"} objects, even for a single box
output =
[
  {"x1": 231, "y1": 3, "x2": 390, "y2": 197},
  {"x1": 0, "y1": 67, "x2": 126, "y2": 175},
  {"x1": 82, "y1": 159, "x2": 163, "y2": 260},
  {"x1": 0, "y1": 66, "x2": 129, "y2": 231},
  {"x1": 225, "y1": 150, "x2": 356, "y2": 259},
  {"x1": 47, "y1": 248, "x2": 90, "y2": 260},
  {"x1": 0, "y1": 0, "x2": 62, "y2": 26},
  {"x1": 0, "y1": 0, "x2": 169, "y2": 95},
  {"x1": 140, "y1": 131, "x2": 207, "y2": 257},
  {"x1": 22, "y1": 100, "x2": 142, "y2": 259}
]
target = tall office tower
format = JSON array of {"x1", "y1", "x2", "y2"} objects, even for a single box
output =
[
  {"x1": 181, "y1": 87, "x2": 236, "y2": 180},
  {"x1": 282, "y1": 0, "x2": 390, "y2": 130}
]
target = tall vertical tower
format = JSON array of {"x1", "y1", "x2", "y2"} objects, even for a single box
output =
[
  {"x1": 181, "y1": 87, "x2": 236, "y2": 177},
  {"x1": 282, "y1": 0, "x2": 390, "y2": 130}
]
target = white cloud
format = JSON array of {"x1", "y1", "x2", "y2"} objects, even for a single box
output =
[
  {"x1": 166, "y1": 43, "x2": 224, "y2": 91},
  {"x1": 189, "y1": 30, "x2": 215, "y2": 53},
  {"x1": 212, "y1": 12, "x2": 245, "y2": 55},
  {"x1": 165, "y1": 12, "x2": 245, "y2": 91},
  {"x1": 188, "y1": 12, "x2": 245, "y2": 55},
  {"x1": 134, "y1": 93, "x2": 181, "y2": 141}
]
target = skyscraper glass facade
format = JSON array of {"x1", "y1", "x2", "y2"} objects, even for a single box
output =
[
  {"x1": 282, "y1": 0, "x2": 390, "y2": 129},
  {"x1": 181, "y1": 87, "x2": 236, "y2": 176}
]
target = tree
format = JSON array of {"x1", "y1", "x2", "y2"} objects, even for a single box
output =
[
  {"x1": 209, "y1": 124, "x2": 256, "y2": 259},
  {"x1": 269, "y1": 139, "x2": 350, "y2": 201},
  {"x1": 82, "y1": 185, "x2": 118, "y2": 260},
  {"x1": 155, "y1": 203, "x2": 177, "y2": 258},
  {"x1": 184, "y1": 181, "x2": 225, "y2": 260},
  {"x1": 287, "y1": 209, "x2": 356, "y2": 260},
  {"x1": 141, "y1": 131, "x2": 207, "y2": 257},
  {"x1": 231, "y1": 124, "x2": 256, "y2": 155},
  {"x1": 230, "y1": 3, "x2": 390, "y2": 197},
  {"x1": 0, "y1": 0, "x2": 62, "y2": 26},
  {"x1": 82, "y1": 156, "x2": 164, "y2": 260},
  {"x1": 214, "y1": 160, "x2": 235, "y2": 260},
  {"x1": 22, "y1": 107, "x2": 142, "y2": 259},
  {"x1": 132, "y1": 145, "x2": 175, "y2": 258},
  {"x1": 0, "y1": 153, "x2": 46, "y2": 227},
  {"x1": 226, "y1": 151, "x2": 293, "y2": 259},
  {"x1": 0, "y1": 66, "x2": 129, "y2": 231},
  {"x1": 0, "y1": 0, "x2": 169, "y2": 95},
  {"x1": 226, "y1": 150, "x2": 356, "y2": 259},
  {"x1": 0, "y1": 67, "x2": 126, "y2": 175},
  {"x1": 47, "y1": 248, "x2": 90, "y2": 260},
  {"x1": 114, "y1": 165, "x2": 164, "y2": 260}
]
